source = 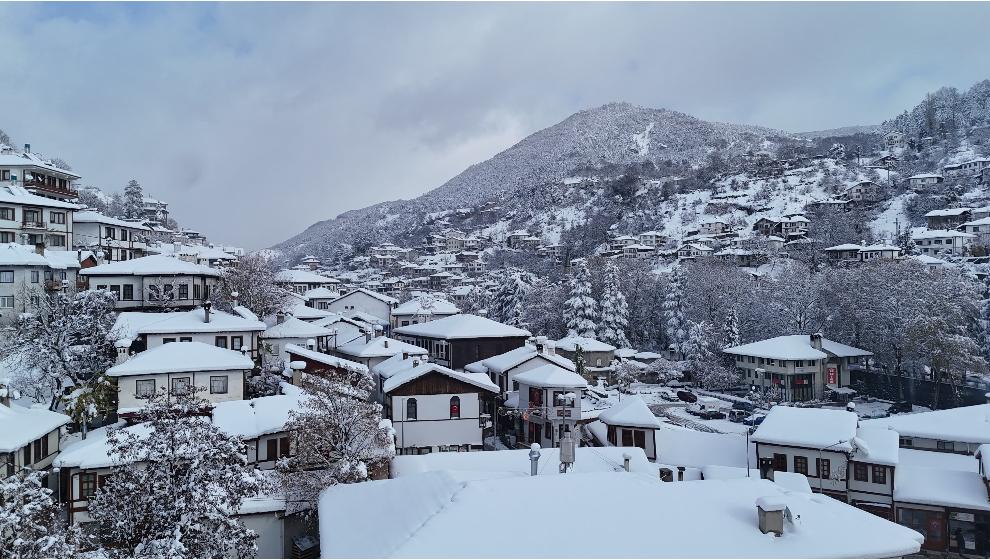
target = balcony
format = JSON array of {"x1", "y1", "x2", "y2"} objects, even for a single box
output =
[
  {"x1": 21, "y1": 220, "x2": 46, "y2": 230},
  {"x1": 44, "y1": 279, "x2": 65, "y2": 292},
  {"x1": 23, "y1": 179, "x2": 77, "y2": 198}
]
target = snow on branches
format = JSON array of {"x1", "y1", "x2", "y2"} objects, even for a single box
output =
[
  {"x1": 564, "y1": 263, "x2": 598, "y2": 338},
  {"x1": 0, "y1": 469, "x2": 86, "y2": 558}
]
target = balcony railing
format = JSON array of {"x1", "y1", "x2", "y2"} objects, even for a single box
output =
[
  {"x1": 23, "y1": 179, "x2": 77, "y2": 198},
  {"x1": 21, "y1": 220, "x2": 46, "y2": 229}
]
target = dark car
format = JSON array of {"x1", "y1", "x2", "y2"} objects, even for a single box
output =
[
  {"x1": 743, "y1": 414, "x2": 766, "y2": 426},
  {"x1": 888, "y1": 401, "x2": 913, "y2": 414},
  {"x1": 728, "y1": 409, "x2": 748, "y2": 423},
  {"x1": 699, "y1": 409, "x2": 726, "y2": 420},
  {"x1": 677, "y1": 390, "x2": 698, "y2": 403},
  {"x1": 732, "y1": 401, "x2": 755, "y2": 412}
]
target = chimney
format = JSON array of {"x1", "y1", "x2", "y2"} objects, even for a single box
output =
[
  {"x1": 846, "y1": 402, "x2": 857, "y2": 413},
  {"x1": 276, "y1": 311, "x2": 286, "y2": 325},
  {"x1": 622, "y1": 452, "x2": 631, "y2": 472},
  {"x1": 412, "y1": 358, "x2": 420, "y2": 367},
  {"x1": 23, "y1": 143, "x2": 30, "y2": 153},
  {"x1": 203, "y1": 300, "x2": 212, "y2": 323},
  {"x1": 0, "y1": 380, "x2": 13, "y2": 407},
  {"x1": 402, "y1": 352, "x2": 409, "y2": 360},
  {"x1": 34, "y1": 243, "x2": 45, "y2": 255},
  {"x1": 529, "y1": 443, "x2": 541, "y2": 476},
  {"x1": 114, "y1": 339, "x2": 132, "y2": 365},
  {"x1": 810, "y1": 333, "x2": 823, "y2": 351},
  {"x1": 384, "y1": 339, "x2": 389, "y2": 349},
  {"x1": 756, "y1": 497, "x2": 786, "y2": 536},
  {"x1": 534, "y1": 336, "x2": 546, "y2": 354},
  {"x1": 306, "y1": 338, "x2": 316, "y2": 351},
  {"x1": 231, "y1": 291, "x2": 240, "y2": 309},
  {"x1": 677, "y1": 466, "x2": 685, "y2": 481}
]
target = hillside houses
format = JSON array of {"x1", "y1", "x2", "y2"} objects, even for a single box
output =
[
  {"x1": 907, "y1": 173, "x2": 944, "y2": 191},
  {"x1": 78, "y1": 255, "x2": 221, "y2": 310},
  {"x1": 0, "y1": 243, "x2": 84, "y2": 322},
  {"x1": 943, "y1": 157, "x2": 990, "y2": 178},
  {"x1": 912, "y1": 229, "x2": 974, "y2": 256}
]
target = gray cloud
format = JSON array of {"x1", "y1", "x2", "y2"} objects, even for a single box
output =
[{"x1": 1, "y1": 2, "x2": 989, "y2": 249}]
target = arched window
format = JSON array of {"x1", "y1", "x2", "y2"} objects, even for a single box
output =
[
  {"x1": 406, "y1": 398, "x2": 417, "y2": 421},
  {"x1": 449, "y1": 396, "x2": 460, "y2": 419}
]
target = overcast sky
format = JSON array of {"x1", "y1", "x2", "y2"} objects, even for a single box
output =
[{"x1": 2, "y1": 2, "x2": 990, "y2": 249}]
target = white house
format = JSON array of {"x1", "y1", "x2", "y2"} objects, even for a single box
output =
[
  {"x1": 327, "y1": 288, "x2": 397, "y2": 326},
  {"x1": 907, "y1": 173, "x2": 944, "y2": 191},
  {"x1": 79, "y1": 254, "x2": 221, "y2": 310},
  {"x1": 0, "y1": 380, "x2": 70, "y2": 480},
  {"x1": 464, "y1": 338, "x2": 577, "y2": 394},
  {"x1": 858, "y1": 244, "x2": 903, "y2": 261},
  {"x1": 390, "y1": 296, "x2": 460, "y2": 329},
  {"x1": 383, "y1": 358, "x2": 499, "y2": 455},
  {"x1": 260, "y1": 315, "x2": 335, "y2": 370},
  {"x1": 335, "y1": 335, "x2": 428, "y2": 369},
  {"x1": 112, "y1": 306, "x2": 266, "y2": 357},
  {"x1": 106, "y1": 341, "x2": 255, "y2": 416},
  {"x1": 553, "y1": 335, "x2": 616, "y2": 376},
  {"x1": 861, "y1": 402, "x2": 990, "y2": 455},
  {"x1": 0, "y1": 243, "x2": 82, "y2": 323},
  {"x1": 303, "y1": 286, "x2": 339, "y2": 310},
  {"x1": 0, "y1": 144, "x2": 81, "y2": 201},
  {"x1": 0, "y1": 184, "x2": 79, "y2": 248},
  {"x1": 72, "y1": 210, "x2": 149, "y2": 262},
  {"x1": 676, "y1": 243, "x2": 714, "y2": 259},
  {"x1": 310, "y1": 313, "x2": 370, "y2": 349},
  {"x1": 912, "y1": 229, "x2": 974, "y2": 256},
  {"x1": 512, "y1": 364, "x2": 587, "y2": 449},
  {"x1": 597, "y1": 396, "x2": 663, "y2": 460},
  {"x1": 275, "y1": 269, "x2": 339, "y2": 295}
]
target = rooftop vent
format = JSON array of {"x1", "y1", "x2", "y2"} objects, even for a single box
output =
[{"x1": 756, "y1": 497, "x2": 787, "y2": 536}]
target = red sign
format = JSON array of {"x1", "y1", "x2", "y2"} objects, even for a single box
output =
[{"x1": 827, "y1": 368, "x2": 838, "y2": 385}]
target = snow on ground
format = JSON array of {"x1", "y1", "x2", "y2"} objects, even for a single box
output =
[
  {"x1": 631, "y1": 121, "x2": 654, "y2": 156},
  {"x1": 871, "y1": 192, "x2": 914, "y2": 240}
]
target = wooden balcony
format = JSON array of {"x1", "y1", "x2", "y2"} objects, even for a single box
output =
[{"x1": 23, "y1": 179, "x2": 77, "y2": 198}]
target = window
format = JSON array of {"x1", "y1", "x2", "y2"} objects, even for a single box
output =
[
  {"x1": 773, "y1": 453, "x2": 787, "y2": 471},
  {"x1": 793, "y1": 455, "x2": 808, "y2": 475},
  {"x1": 0, "y1": 296, "x2": 13, "y2": 309},
  {"x1": 210, "y1": 376, "x2": 228, "y2": 394},
  {"x1": 231, "y1": 336, "x2": 243, "y2": 352},
  {"x1": 162, "y1": 337, "x2": 177, "y2": 344},
  {"x1": 0, "y1": 232, "x2": 12, "y2": 243},
  {"x1": 816, "y1": 457, "x2": 830, "y2": 479},
  {"x1": 449, "y1": 396, "x2": 460, "y2": 419},
  {"x1": 871, "y1": 465, "x2": 887, "y2": 484},
  {"x1": 853, "y1": 462, "x2": 868, "y2": 482},
  {"x1": 80, "y1": 473, "x2": 97, "y2": 499},
  {"x1": 178, "y1": 284, "x2": 189, "y2": 300},
  {"x1": 406, "y1": 398, "x2": 417, "y2": 420},
  {"x1": 135, "y1": 379, "x2": 155, "y2": 397},
  {"x1": 937, "y1": 440, "x2": 953, "y2": 451},
  {"x1": 109, "y1": 285, "x2": 121, "y2": 300},
  {"x1": 0, "y1": 207, "x2": 13, "y2": 220},
  {"x1": 899, "y1": 437, "x2": 913, "y2": 447},
  {"x1": 265, "y1": 437, "x2": 291, "y2": 460},
  {"x1": 105, "y1": 227, "x2": 116, "y2": 240},
  {"x1": 0, "y1": 271, "x2": 12, "y2": 283},
  {"x1": 49, "y1": 212, "x2": 65, "y2": 224},
  {"x1": 122, "y1": 284, "x2": 134, "y2": 300},
  {"x1": 29, "y1": 270, "x2": 39, "y2": 283},
  {"x1": 171, "y1": 377, "x2": 191, "y2": 395},
  {"x1": 215, "y1": 336, "x2": 228, "y2": 349},
  {"x1": 193, "y1": 284, "x2": 202, "y2": 300},
  {"x1": 179, "y1": 337, "x2": 192, "y2": 342},
  {"x1": 23, "y1": 443, "x2": 32, "y2": 465}
]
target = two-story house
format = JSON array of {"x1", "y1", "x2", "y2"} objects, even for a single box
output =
[
  {"x1": 275, "y1": 269, "x2": 339, "y2": 295},
  {"x1": 512, "y1": 364, "x2": 587, "y2": 449},
  {"x1": 845, "y1": 181, "x2": 884, "y2": 203},
  {"x1": 0, "y1": 243, "x2": 82, "y2": 324},
  {"x1": 0, "y1": 144, "x2": 80, "y2": 201},
  {"x1": 113, "y1": 306, "x2": 266, "y2": 358},
  {"x1": 72, "y1": 210, "x2": 150, "y2": 262},
  {"x1": 912, "y1": 229, "x2": 974, "y2": 256},
  {"x1": 335, "y1": 335, "x2": 429, "y2": 370},
  {"x1": 79, "y1": 254, "x2": 220, "y2": 310},
  {"x1": 925, "y1": 208, "x2": 972, "y2": 230},
  {"x1": 554, "y1": 335, "x2": 617, "y2": 379},
  {"x1": 724, "y1": 334, "x2": 872, "y2": 401},
  {"x1": 907, "y1": 173, "x2": 944, "y2": 192},
  {"x1": 394, "y1": 314, "x2": 531, "y2": 370},
  {"x1": 0, "y1": 380, "x2": 70, "y2": 484},
  {"x1": 390, "y1": 296, "x2": 460, "y2": 329},
  {"x1": 0, "y1": 184, "x2": 78, "y2": 248},
  {"x1": 326, "y1": 288, "x2": 397, "y2": 326},
  {"x1": 464, "y1": 337, "x2": 577, "y2": 394},
  {"x1": 260, "y1": 315, "x2": 335, "y2": 371}
]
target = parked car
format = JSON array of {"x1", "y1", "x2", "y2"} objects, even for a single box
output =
[
  {"x1": 700, "y1": 409, "x2": 726, "y2": 420},
  {"x1": 659, "y1": 391, "x2": 679, "y2": 402},
  {"x1": 888, "y1": 401, "x2": 913, "y2": 414},
  {"x1": 686, "y1": 402, "x2": 703, "y2": 416},
  {"x1": 731, "y1": 401, "x2": 755, "y2": 412},
  {"x1": 743, "y1": 414, "x2": 766, "y2": 426},
  {"x1": 728, "y1": 409, "x2": 749, "y2": 423},
  {"x1": 677, "y1": 390, "x2": 698, "y2": 403}
]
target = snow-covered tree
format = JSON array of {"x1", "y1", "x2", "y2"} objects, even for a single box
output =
[
  {"x1": 1, "y1": 289, "x2": 118, "y2": 410},
  {"x1": 573, "y1": 346, "x2": 587, "y2": 378},
  {"x1": 520, "y1": 277, "x2": 567, "y2": 339},
  {"x1": 278, "y1": 369, "x2": 393, "y2": 517},
  {"x1": 0, "y1": 469, "x2": 86, "y2": 558},
  {"x1": 563, "y1": 263, "x2": 598, "y2": 338},
  {"x1": 598, "y1": 261, "x2": 630, "y2": 348},
  {"x1": 214, "y1": 252, "x2": 290, "y2": 319},
  {"x1": 612, "y1": 360, "x2": 643, "y2": 392},
  {"x1": 89, "y1": 390, "x2": 261, "y2": 558},
  {"x1": 62, "y1": 373, "x2": 117, "y2": 439},
  {"x1": 646, "y1": 357, "x2": 684, "y2": 385},
  {"x1": 489, "y1": 270, "x2": 528, "y2": 327},
  {"x1": 663, "y1": 267, "x2": 690, "y2": 356},
  {"x1": 122, "y1": 179, "x2": 144, "y2": 220},
  {"x1": 723, "y1": 309, "x2": 740, "y2": 349}
]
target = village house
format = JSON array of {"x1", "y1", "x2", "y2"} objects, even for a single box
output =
[
  {"x1": 390, "y1": 296, "x2": 460, "y2": 329},
  {"x1": 943, "y1": 157, "x2": 990, "y2": 178},
  {"x1": 638, "y1": 230, "x2": 666, "y2": 247},
  {"x1": 381, "y1": 357, "x2": 499, "y2": 455},
  {"x1": 912, "y1": 229, "x2": 974, "y2": 256},
  {"x1": 465, "y1": 337, "x2": 578, "y2": 394},
  {"x1": 823, "y1": 243, "x2": 864, "y2": 263},
  {"x1": 335, "y1": 335, "x2": 429, "y2": 369},
  {"x1": 553, "y1": 335, "x2": 616, "y2": 378},
  {"x1": 284, "y1": 343, "x2": 370, "y2": 386},
  {"x1": 752, "y1": 406, "x2": 899, "y2": 518},
  {"x1": 862, "y1": 401, "x2": 990, "y2": 455},
  {"x1": 0, "y1": 144, "x2": 80, "y2": 201},
  {"x1": 72, "y1": 210, "x2": 149, "y2": 262},
  {"x1": 302, "y1": 286, "x2": 340, "y2": 310},
  {"x1": 394, "y1": 314, "x2": 531, "y2": 370},
  {"x1": 275, "y1": 269, "x2": 339, "y2": 295},
  {"x1": 714, "y1": 248, "x2": 761, "y2": 267},
  {"x1": 925, "y1": 207, "x2": 972, "y2": 230},
  {"x1": 78, "y1": 254, "x2": 221, "y2": 310},
  {"x1": 724, "y1": 334, "x2": 872, "y2": 401},
  {"x1": 884, "y1": 131, "x2": 906, "y2": 150},
  {"x1": 699, "y1": 218, "x2": 730, "y2": 236},
  {"x1": 858, "y1": 243, "x2": 903, "y2": 261},
  {"x1": 310, "y1": 313, "x2": 369, "y2": 349},
  {"x1": 0, "y1": 184, "x2": 78, "y2": 248},
  {"x1": 150, "y1": 243, "x2": 238, "y2": 268},
  {"x1": 260, "y1": 315, "x2": 335, "y2": 370},
  {"x1": 845, "y1": 180, "x2": 885, "y2": 203},
  {"x1": 326, "y1": 287, "x2": 397, "y2": 326},
  {"x1": 907, "y1": 173, "x2": 944, "y2": 192},
  {"x1": 511, "y1": 363, "x2": 587, "y2": 449},
  {"x1": 113, "y1": 305, "x2": 266, "y2": 357},
  {"x1": 676, "y1": 242, "x2": 714, "y2": 259},
  {"x1": 106, "y1": 341, "x2": 255, "y2": 417},
  {"x1": 505, "y1": 230, "x2": 530, "y2": 249},
  {"x1": 596, "y1": 396, "x2": 663, "y2": 460},
  {"x1": 0, "y1": 380, "x2": 70, "y2": 482},
  {"x1": 608, "y1": 235, "x2": 638, "y2": 252},
  {"x1": 958, "y1": 217, "x2": 990, "y2": 247},
  {"x1": 0, "y1": 243, "x2": 82, "y2": 323}
]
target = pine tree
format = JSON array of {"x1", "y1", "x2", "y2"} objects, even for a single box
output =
[
  {"x1": 663, "y1": 267, "x2": 689, "y2": 357},
  {"x1": 598, "y1": 261, "x2": 630, "y2": 348},
  {"x1": 122, "y1": 179, "x2": 144, "y2": 220},
  {"x1": 723, "y1": 309, "x2": 740, "y2": 349},
  {"x1": 489, "y1": 272, "x2": 528, "y2": 327},
  {"x1": 88, "y1": 391, "x2": 261, "y2": 558},
  {"x1": 573, "y1": 346, "x2": 587, "y2": 378},
  {"x1": 563, "y1": 263, "x2": 598, "y2": 338},
  {"x1": 278, "y1": 367, "x2": 393, "y2": 517},
  {"x1": 0, "y1": 469, "x2": 86, "y2": 558}
]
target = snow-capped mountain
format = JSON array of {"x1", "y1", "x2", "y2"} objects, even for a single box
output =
[{"x1": 272, "y1": 103, "x2": 780, "y2": 262}]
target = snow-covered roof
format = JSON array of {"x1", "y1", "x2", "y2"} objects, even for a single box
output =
[
  {"x1": 336, "y1": 336, "x2": 428, "y2": 359},
  {"x1": 394, "y1": 314, "x2": 531, "y2": 340},
  {"x1": 80, "y1": 255, "x2": 221, "y2": 277},
  {"x1": 653, "y1": 424, "x2": 753, "y2": 469},
  {"x1": 318, "y1": 471, "x2": 923, "y2": 558},
  {"x1": 285, "y1": 344, "x2": 368, "y2": 375},
  {"x1": 724, "y1": 335, "x2": 872, "y2": 361},
  {"x1": 275, "y1": 269, "x2": 337, "y2": 284},
  {"x1": 614, "y1": 347, "x2": 638, "y2": 359},
  {"x1": 73, "y1": 210, "x2": 150, "y2": 230},
  {"x1": 392, "y1": 446, "x2": 655, "y2": 479},
  {"x1": 0, "y1": 151, "x2": 81, "y2": 178},
  {"x1": 961, "y1": 216, "x2": 990, "y2": 227},
  {"x1": 382, "y1": 362, "x2": 498, "y2": 394},
  {"x1": 286, "y1": 302, "x2": 337, "y2": 321},
  {"x1": 106, "y1": 341, "x2": 254, "y2": 377},
  {"x1": 895, "y1": 466, "x2": 990, "y2": 512},
  {"x1": 851, "y1": 426, "x2": 900, "y2": 467},
  {"x1": 861, "y1": 404, "x2": 990, "y2": 445},
  {"x1": 924, "y1": 207, "x2": 972, "y2": 217},
  {"x1": 632, "y1": 351, "x2": 662, "y2": 360},
  {"x1": 211, "y1": 393, "x2": 303, "y2": 439},
  {"x1": 598, "y1": 397, "x2": 662, "y2": 429},
  {"x1": 913, "y1": 254, "x2": 947, "y2": 266},
  {"x1": 466, "y1": 345, "x2": 575, "y2": 375},
  {"x1": 824, "y1": 243, "x2": 864, "y2": 252},
  {"x1": 0, "y1": 243, "x2": 51, "y2": 267},
  {"x1": 334, "y1": 287, "x2": 398, "y2": 305},
  {"x1": 512, "y1": 364, "x2": 587, "y2": 389},
  {"x1": 303, "y1": 287, "x2": 339, "y2": 300},
  {"x1": 752, "y1": 406, "x2": 858, "y2": 451},
  {"x1": 53, "y1": 423, "x2": 152, "y2": 469},
  {"x1": 113, "y1": 308, "x2": 265, "y2": 339},
  {"x1": 554, "y1": 335, "x2": 616, "y2": 353},
  {"x1": 261, "y1": 316, "x2": 335, "y2": 340},
  {"x1": 392, "y1": 297, "x2": 460, "y2": 316},
  {"x1": 0, "y1": 184, "x2": 81, "y2": 209},
  {"x1": 0, "y1": 402, "x2": 70, "y2": 452},
  {"x1": 859, "y1": 244, "x2": 901, "y2": 252}
]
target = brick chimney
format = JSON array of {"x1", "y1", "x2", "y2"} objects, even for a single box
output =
[{"x1": 810, "y1": 333, "x2": 823, "y2": 351}]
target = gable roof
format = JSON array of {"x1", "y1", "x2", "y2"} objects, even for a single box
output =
[
  {"x1": 285, "y1": 343, "x2": 369, "y2": 375},
  {"x1": 261, "y1": 316, "x2": 335, "y2": 339},
  {"x1": 394, "y1": 314, "x2": 531, "y2": 340},
  {"x1": 106, "y1": 341, "x2": 253, "y2": 377},
  {"x1": 113, "y1": 308, "x2": 266, "y2": 339},
  {"x1": 465, "y1": 345, "x2": 575, "y2": 375},
  {"x1": 80, "y1": 255, "x2": 221, "y2": 277},
  {"x1": 0, "y1": 402, "x2": 70, "y2": 452},
  {"x1": 752, "y1": 406, "x2": 858, "y2": 451},
  {"x1": 334, "y1": 288, "x2": 398, "y2": 305},
  {"x1": 554, "y1": 335, "x2": 616, "y2": 353},
  {"x1": 0, "y1": 184, "x2": 81, "y2": 209},
  {"x1": 382, "y1": 362, "x2": 498, "y2": 394},
  {"x1": 336, "y1": 336, "x2": 428, "y2": 359},
  {"x1": 861, "y1": 404, "x2": 990, "y2": 445},
  {"x1": 512, "y1": 364, "x2": 588, "y2": 389},
  {"x1": 598, "y1": 397, "x2": 662, "y2": 429},
  {"x1": 275, "y1": 269, "x2": 337, "y2": 284},
  {"x1": 392, "y1": 297, "x2": 460, "y2": 316},
  {"x1": 723, "y1": 335, "x2": 872, "y2": 361}
]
